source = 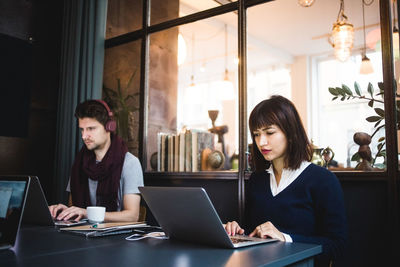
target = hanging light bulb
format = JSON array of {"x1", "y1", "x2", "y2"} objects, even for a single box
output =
[
  {"x1": 219, "y1": 24, "x2": 234, "y2": 101},
  {"x1": 189, "y1": 75, "x2": 195, "y2": 87},
  {"x1": 360, "y1": 0, "x2": 373, "y2": 74},
  {"x1": 330, "y1": 0, "x2": 354, "y2": 62},
  {"x1": 187, "y1": 33, "x2": 196, "y2": 88},
  {"x1": 360, "y1": 55, "x2": 374, "y2": 74},
  {"x1": 298, "y1": 0, "x2": 315, "y2": 7}
]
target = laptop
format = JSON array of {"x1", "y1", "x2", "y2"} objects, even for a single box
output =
[
  {"x1": 22, "y1": 176, "x2": 86, "y2": 227},
  {"x1": 138, "y1": 186, "x2": 278, "y2": 248},
  {"x1": 0, "y1": 176, "x2": 30, "y2": 250}
]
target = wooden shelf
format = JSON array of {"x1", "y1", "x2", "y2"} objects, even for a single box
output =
[
  {"x1": 145, "y1": 169, "x2": 388, "y2": 182},
  {"x1": 144, "y1": 170, "x2": 239, "y2": 180}
]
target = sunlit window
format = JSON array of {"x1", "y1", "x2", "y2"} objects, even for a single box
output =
[{"x1": 311, "y1": 51, "x2": 384, "y2": 168}]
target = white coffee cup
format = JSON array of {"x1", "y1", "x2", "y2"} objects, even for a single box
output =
[{"x1": 86, "y1": 206, "x2": 106, "y2": 223}]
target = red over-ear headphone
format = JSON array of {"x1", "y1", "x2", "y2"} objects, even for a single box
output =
[{"x1": 95, "y1": 99, "x2": 117, "y2": 132}]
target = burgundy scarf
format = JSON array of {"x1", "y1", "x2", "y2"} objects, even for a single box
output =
[{"x1": 70, "y1": 134, "x2": 128, "y2": 211}]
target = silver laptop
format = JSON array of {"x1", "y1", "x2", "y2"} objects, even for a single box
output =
[
  {"x1": 138, "y1": 186, "x2": 278, "y2": 248},
  {"x1": 22, "y1": 176, "x2": 86, "y2": 227},
  {"x1": 0, "y1": 176, "x2": 30, "y2": 250}
]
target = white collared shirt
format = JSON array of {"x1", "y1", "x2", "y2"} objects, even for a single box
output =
[
  {"x1": 267, "y1": 161, "x2": 311, "y2": 197},
  {"x1": 265, "y1": 161, "x2": 311, "y2": 242}
]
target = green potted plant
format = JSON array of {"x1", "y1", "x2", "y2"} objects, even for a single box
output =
[
  {"x1": 102, "y1": 70, "x2": 139, "y2": 143},
  {"x1": 328, "y1": 81, "x2": 400, "y2": 169}
]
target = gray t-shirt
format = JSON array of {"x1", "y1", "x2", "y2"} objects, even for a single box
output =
[{"x1": 67, "y1": 152, "x2": 144, "y2": 211}]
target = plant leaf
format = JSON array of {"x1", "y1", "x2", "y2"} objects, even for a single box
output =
[
  {"x1": 328, "y1": 87, "x2": 339, "y2": 96},
  {"x1": 336, "y1": 87, "x2": 346, "y2": 97},
  {"x1": 368, "y1": 99, "x2": 374, "y2": 107},
  {"x1": 367, "y1": 82, "x2": 374, "y2": 97},
  {"x1": 354, "y1": 81, "x2": 362, "y2": 96},
  {"x1": 374, "y1": 108, "x2": 385, "y2": 117},
  {"x1": 126, "y1": 69, "x2": 137, "y2": 89},
  {"x1": 341, "y1": 96, "x2": 346, "y2": 101},
  {"x1": 351, "y1": 152, "x2": 361, "y2": 162},
  {"x1": 332, "y1": 96, "x2": 338, "y2": 100},
  {"x1": 374, "y1": 120, "x2": 382, "y2": 128},
  {"x1": 342, "y1": 84, "x2": 353, "y2": 96},
  {"x1": 378, "y1": 136, "x2": 386, "y2": 142},
  {"x1": 377, "y1": 82, "x2": 384, "y2": 91},
  {"x1": 377, "y1": 143, "x2": 384, "y2": 150},
  {"x1": 366, "y1": 116, "x2": 382, "y2": 122},
  {"x1": 125, "y1": 95, "x2": 134, "y2": 102}
]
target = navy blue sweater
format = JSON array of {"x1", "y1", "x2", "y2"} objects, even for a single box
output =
[{"x1": 245, "y1": 164, "x2": 347, "y2": 265}]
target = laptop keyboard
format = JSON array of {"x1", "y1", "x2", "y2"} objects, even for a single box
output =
[{"x1": 230, "y1": 237, "x2": 252, "y2": 243}]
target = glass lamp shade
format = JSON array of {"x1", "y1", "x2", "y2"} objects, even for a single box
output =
[
  {"x1": 360, "y1": 55, "x2": 374, "y2": 74},
  {"x1": 213, "y1": 69, "x2": 234, "y2": 101},
  {"x1": 331, "y1": 22, "x2": 354, "y2": 62},
  {"x1": 298, "y1": 0, "x2": 315, "y2": 7}
]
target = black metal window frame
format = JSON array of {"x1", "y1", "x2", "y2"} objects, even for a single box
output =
[{"x1": 104, "y1": 0, "x2": 398, "y2": 225}]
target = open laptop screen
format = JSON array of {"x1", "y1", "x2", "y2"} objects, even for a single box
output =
[{"x1": 0, "y1": 177, "x2": 29, "y2": 250}]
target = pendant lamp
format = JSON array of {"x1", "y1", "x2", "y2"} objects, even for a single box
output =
[
  {"x1": 360, "y1": 0, "x2": 373, "y2": 74},
  {"x1": 331, "y1": 0, "x2": 354, "y2": 62}
]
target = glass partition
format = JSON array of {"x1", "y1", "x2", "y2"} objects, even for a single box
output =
[
  {"x1": 146, "y1": 12, "x2": 238, "y2": 172},
  {"x1": 246, "y1": 0, "x2": 384, "y2": 171},
  {"x1": 106, "y1": 0, "x2": 143, "y2": 39},
  {"x1": 103, "y1": 40, "x2": 142, "y2": 156}
]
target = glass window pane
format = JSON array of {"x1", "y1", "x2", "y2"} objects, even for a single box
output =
[
  {"x1": 147, "y1": 12, "x2": 238, "y2": 172},
  {"x1": 150, "y1": 0, "x2": 237, "y2": 26},
  {"x1": 106, "y1": 0, "x2": 143, "y2": 39},
  {"x1": 247, "y1": 0, "x2": 383, "y2": 171},
  {"x1": 103, "y1": 41, "x2": 141, "y2": 156}
]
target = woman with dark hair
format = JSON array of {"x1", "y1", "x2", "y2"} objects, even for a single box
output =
[{"x1": 225, "y1": 95, "x2": 347, "y2": 266}]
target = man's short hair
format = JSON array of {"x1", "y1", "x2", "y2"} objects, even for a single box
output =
[{"x1": 74, "y1": 100, "x2": 110, "y2": 129}]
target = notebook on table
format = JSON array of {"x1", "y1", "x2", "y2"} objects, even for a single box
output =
[
  {"x1": 0, "y1": 175, "x2": 30, "y2": 250},
  {"x1": 22, "y1": 176, "x2": 87, "y2": 227},
  {"x1": 59, "y1": 221, "x2": 148, "y2": 237},
  {"x1": 138, "y1": 186, "x2": 279, "y2": 248}
]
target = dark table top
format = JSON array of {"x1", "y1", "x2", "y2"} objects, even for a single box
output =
[{"x1": 0, "y1": 225, "x2": 321, "y2": 267}]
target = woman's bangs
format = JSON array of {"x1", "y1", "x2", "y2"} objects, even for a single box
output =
[{"x1": 249, "y1": 107, "x2": 279, "y2": 132}]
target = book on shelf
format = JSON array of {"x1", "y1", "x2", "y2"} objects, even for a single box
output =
[
  {"x1": 174, "y1": 134, "x2": 179, "y2": 172},
  {"x1": 157, "y1": 133, "x2": 161, "y2": 171},
  {"x1": 156, "y1": 129, "x2": 216, "y2": 172},
  {"x1": 184, "y1": 130, "x2": 192, "y2": 172},
  {"x1": 178, "y1": 132, "x2": 185, "y2": 172},
  {"x1": 156, "y1": 132, "x2": 166, "y2": 172},
  {"x1": 192, "y1": 131, "x2": 198, "y2": 172},
  {"x1": 168, "y1": 134, "x2": 173, "y2": 172}
]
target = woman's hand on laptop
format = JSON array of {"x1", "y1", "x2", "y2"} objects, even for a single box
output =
[
  {"x1": 224, "y1": 221, "x2": 244, "y2": 236},
  {"x1": 249, "y1": 221, "x2": 285, "y2": 241},
  {"x1": 56, "y1": 206, "x2": 86, "y2": 221}
]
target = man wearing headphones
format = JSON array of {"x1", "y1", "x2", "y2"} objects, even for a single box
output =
[{"x1": 49, "y1": 100, "x2": 144, "y2": 222}]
